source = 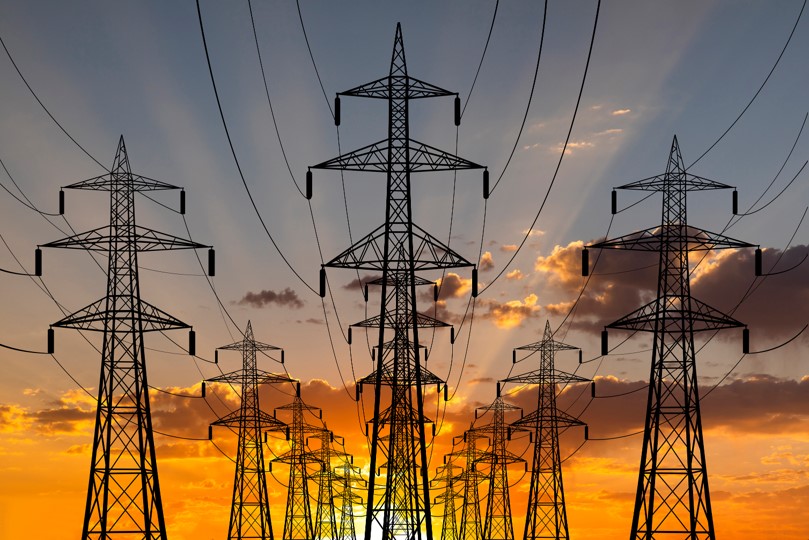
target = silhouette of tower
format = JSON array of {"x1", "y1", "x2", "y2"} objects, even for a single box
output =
[
  {"x1": 309, "y1": 23, "x2": 485, "y2": 540},
  {"x1": 475, "y1": 390, "x2": 524, "y2": 540},
  {"x1": 272, "y1": 383, "x2": 323, "y2": 540},
  {"x1": 334, "y1": 461, "x2": 365, "y2": 540},
  {"x1": 310, "y1": 425, "x2": 355, "y2": 540},
  {"x1": 583, "y1": 136, "x2": 756, "y2": 539},
  {"x1": 433, "y1": 460, "x2": 462, "y2": 540},
  {"x1": 501, "y1": 321, "x2": 589, "y2": 540},
  {"x1": 208, "y1": 321, "x2": 293, "y2": 540},
  {"x1": 39, "y1": 136, "x2": 212, "y2": 538},
  {"x1": 456, "y1": 425, "x2": 487, "y2": 540}
]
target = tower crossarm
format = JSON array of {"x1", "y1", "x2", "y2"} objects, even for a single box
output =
[
  {"x1": 218, "y1": 339, "x2": 281, "y2": 352},
  {"x1": 616, "y1": 172, "x2": 733, "y2": 193},
  {"x1": 500, "y1": 369, "x2": 590, "y2": 386},
  {"x1": 40, "y1": 225, "x2": 209, "y2": 252},
  {"x1": 357, "y1": 359, "x2": 445, "y2": 387},
  {"x1": 587, "y1": 225, "x2": 755, "y2": 252},
  {"x1": 325, "y1": 222, "x2": 473, "y2": 271},
  {"x1": 511, "y1": 408, "x2": 586, "y2": 429},
  {"x1": 206, "y1": 369, "x2": 294, "y2": 385},
  {"x1": 51, "y1": 297, "x2": 190, "y2": 332},
  {"x1": 352, "y1": 310, "x2": 449, "y2": 329},
  {"x1": 211, "y1": 409, "x2": 287, "y2": 430},
  {"x1": 64, "y1": 173, "x2": 181, "y2": 192},
  {"x1": 606, "y1": 296, "x2": 746, "y2": 332},
  {"x1": 340, "y1": 73, "x2": 455, "y2": 100},
  {"x1": 312, "y1": 138, "x2": 482, "y2": 173}
]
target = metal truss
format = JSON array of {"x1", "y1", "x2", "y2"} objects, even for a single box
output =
[
  {"x1": 584, "y1": 136, "x2": 757, "y2": 539},
  {"x1": 208, "y1": 321, "x2": 293, "y2": 540},
  {"x1": 501, "y1": 321, "x2": 589, "y2": 540},
  {"x1": 309, "y1": 23, "x2": 485, "y2": 540},
  {"x1": 39, "y1": 136, "x2": 212, "y2": 539}
]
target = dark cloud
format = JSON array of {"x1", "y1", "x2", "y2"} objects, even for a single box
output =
[
  {"x1": 342, "y1": 274, "x2": 382, "y2": 291},
  {"x1": 237, "y1": 288, "x2": 304, "y2": 309},
  {"x1": 691, "y1": 245, "x2": 809, "y2": 341}
]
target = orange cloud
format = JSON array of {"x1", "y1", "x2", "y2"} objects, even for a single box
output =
[
  {"x1": 506, "y1": 269, "x2": 524, "y2": 280},
  {"x1": 479, "y1": 251, "x2": 495, "y2": 272},
  {"x1": 480, "y1": 293, "x2": 541, "y2": 329}
]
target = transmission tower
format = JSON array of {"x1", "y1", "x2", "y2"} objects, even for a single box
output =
[
  {"x1": 310, "y1": 424, "x2": 359, "y2": 540},
  {"x1": 208, "y1": 321, "x2": 293, "y2": 540},
  {"x1": 456, "y1": 425, "x2": 487, "y2": 540},
  {"x1": 583, "y1": 136, "x2": 757, "y2": 539},
  {"x1": 475, "y1": 389, "x2": 525, "y2": 540},
  {"x1": 272, "y1": 383, "x2": 323, "y2": 540},
  {"x1": 39, "y1": 136, "x2": 212, "y2": 539},
  {"x1": 432, "y1": 459, "x2": 462, "y2": 540},
  {"x1": 334, "y1": 460, "x2": 365, "y2": 540},
  {"x1": 309, "y1": 23, "x2": 485, "y2": 540},
  {"x1": 500, "y1": 321, "x2": 589, "y2": 540}
]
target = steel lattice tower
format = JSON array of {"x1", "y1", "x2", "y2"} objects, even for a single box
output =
[
  {"x1": 501, "y1": 321, "x2": 589, "y2": 540},
  {"x1": 584, "y1": 136, "x2": 756, "y2": 539},
  {"x1": 208, "y1": 321, "x2": 293, "y2": 540},
  {"x1": 475, "y1": 391, "x2": 524, "y2": 540},
  {"x1": 39, "y1": 136, "x2": 212, "y2": 539},
  {"x1": 334, "y1": 461, "x2": 365, "y2": 540},
  {"x1": 310, "y1": 424, "x2": 357, "y2": 540},
  {"x1": 309, "y1": 23, "x2": 484, "y2": 540},
  {"x1": 273, "y1": 383, "x2": 323, "y2": 540},
  {"x1": 433, "y1": 460, "x2": 462, "y2": 540},
  {"x1": 456, "y1": 425, "x2": 486, "y2": 540}
]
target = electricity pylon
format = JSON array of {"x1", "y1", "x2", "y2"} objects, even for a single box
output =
[
  {"x1": 456, "y1": 425, "x2": 487, "y2": 540},
  {"x1": 39, "y1": 136, "x2": 212, "y2": 538},
  {"x1": 310, "y1": 424, "x2": 358, "y2": 540},
  {"x1": 334, "y1": 461, "x2": 365, "y2": 540},
  {"x1": 432, "y1": 459, "x2": 462, "y2": 540},
  {"x1": 272, "y1": 383, "x2": 323, "y2": 540},
  {"x1": 208, "y1": 321, "x2": 293, "y2": 540},
  {"x1": 501, "y1": 321, "x2": 589, "y2": 540},
  {"x1": 583, "y1": 136, "x2": 757, "y2": 539},
  {"x1": 309, "y1": 22, "x2": 485, "y2": 540},
  {"x1": 475, "y1": 389, "x2": 525, "y2": 540}
]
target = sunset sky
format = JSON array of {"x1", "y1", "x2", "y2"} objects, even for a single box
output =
[{"x1": 0, "y1": 1, "x2": 807, "y2": 539}]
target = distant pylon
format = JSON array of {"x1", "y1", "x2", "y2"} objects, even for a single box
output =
[
  {"x1": 208, "y1": 321, "x2": 293, "y2": 540},
  {"x1": 334, "y1": 460, "x2": 365, "y2": 540},
  {"x1": 432, "y1": 459, "x2": 462, "y2": 540},
  {"x1": 272, "y1": 383, "x2": 323, "y2": 540},
  {"x1": 309, "y1": 22, "x2": 485, "y2": 540},
  {"x1": 501, "y1": 321, "x2": 589, "y2": 540},
  {"x1": 475, "y1": 388, "x2": 525, "y2": 540},
  {"x1": 39, "y1": 136, "x2": 213, "y2": 539},
  {"x1": 310, "y1": 423, "x2": 360, "y2": 540},
  {"x1": 584, "y1": 136, "x2": 757, "y2": 539},
  {"x1": 456, "y1": 425, "x2": 487, "y2": 540}
]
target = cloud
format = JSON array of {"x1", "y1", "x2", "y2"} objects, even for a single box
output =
[
  {"x1": 522, "y1": 229, "x2": 545, "y2": 237},
  {"x1": 480, "y1": 293, "x2": 541, "y2": 329},
  {"x1": 500, "y1": 244, "x2": 519, "y2": 252},
  {"x1": 611, "y1": 108, "x2": 632, "y2": 115},
  {"x1": 342, "y1": 274, "x2": 382, "y2": 291},
  {"x1": 479, "y1": 251, "x2": 494, "y2": 272},
  {"x1": 237, "y1": 288, "x2": 304, "y2": 309},
  {"x1": 506, "y1": 269, "x2": 525, "y2": 280},
  {"x1": 690, "y1": 245, "x2": 809, "y2": 341},
  {"x1": 556, "y1": 141, "x2": 595, "y2": 155}
]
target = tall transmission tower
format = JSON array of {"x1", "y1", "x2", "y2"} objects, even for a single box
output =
[
  {"x1": 39, "y1": 136, "x2": 213, "y2": 539},
  {"x1": 309, "y1": 22, "x2": 485, "y2": 540},
  {"x1": 475, "y1": 389, "x2": 524, "y2": 540},
  {"x1": 310, "y1": 424, "x2": 359, "y2": 540},
  {"x1": 208, "y1": 321, "x2": 293, "y2": 540},
  {"x1": 501, "y1": 321, "x2": 589, "y2": 540},
  {"x1": 583, "y1": 136, "x2": 757, "y2": 539},
  {"x1": 272, "y1": 383, "x2": 323, "y2": 540}
]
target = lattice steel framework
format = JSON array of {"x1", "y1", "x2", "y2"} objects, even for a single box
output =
[
  {"x1": 501, "y1": 321, "x2": 589, "y2": 540},
  {"x1": 456, "y1": 425, "x2": 487, "y2": 540},
  {"x1": 208, "y1": 321, "x2": 293, "y2": 539},
  {"x1": 585, "y1": 136, "x2": 755, "y2": 539},
  {"x1": 40, "y1": 136, "x2": 211, "y2": 539},
  {"x1": 334, "y1": 461, "x2": 365, "y2": 540},
  {"x1": 475, "y1": 392, "x2": 524, "y2": 540},
  {"x1": 432, "y1": 460, "x2": 462, "y2": 540},
  {"x1": 273, "y1": 383, "x2": 323, "y2": 540},
  {"x1": 310, "y1": 23, "x2": 484, "y2": 540}
]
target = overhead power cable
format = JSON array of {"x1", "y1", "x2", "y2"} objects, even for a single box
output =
[{"x1": 195, "y1": 0, "x2": 317, "y2": 295}]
